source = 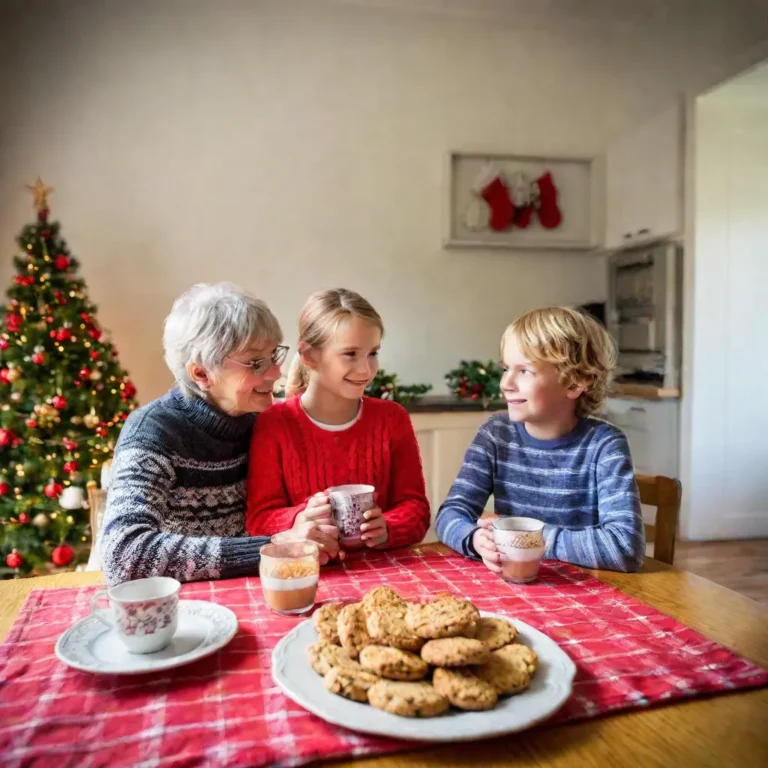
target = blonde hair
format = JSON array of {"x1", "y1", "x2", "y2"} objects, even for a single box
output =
[
  {"x1": 501, "y1": 306, "x2": 616, "y2": 417},
  {"x1": 285, "y1": 288, "x2": 384, "y2": 397}
]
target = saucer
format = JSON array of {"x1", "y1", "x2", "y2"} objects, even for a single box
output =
[{"x1": 55, "y1": 599, "x2": 238, "y2": 675}]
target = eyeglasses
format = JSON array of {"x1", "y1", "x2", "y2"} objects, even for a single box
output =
[{"x1": 226, "y1": 345, "x2": 289, "y2": 376}]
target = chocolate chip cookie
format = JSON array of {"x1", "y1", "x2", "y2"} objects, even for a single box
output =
[
  {"x1": 313, "y1": 602, "x2": 343, "y2": 645},
  {"x1": 472, "y1": 643, "x2": 538, "y2": 695},
  {"x1": 367, "y1": 681, "x2": 450, "y2": 718},
  {"x1": 405, "y1": 595, "x2": 480, "y2": 639},
  {"x1": 420, "y1": 637, "x2": 490, "y2": 667},
  {"x1": 337, "y1": 602, "x2": 372, "y2": 659},
  {"x1": 324, "y1": 666, "x2": 380, "y2": 703},
  {"x1": 359, "y1": 645, "x2": 429, "y2": 681},
  {"x1": 432, "y1": 667, "x2": 499, "y2": 711},
  {"x1": 365, "y1": 604, "x2": 425, "y2": 652},
  {"x1": 361, "y1": 586, "x2": 406, "y2": 616},
  {"x1": 306, "y1": 641, "x2": 358, "y2": 676},
  {"x1": 473, "y1": 617, "x2": 518, "y2": 650}
]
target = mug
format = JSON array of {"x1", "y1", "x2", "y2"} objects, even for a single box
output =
[
  {"x1": 328, "y1": 484, "x2": 375, "y2": 548},
  {"x1": 492, "y1": 517, "x2": 546, "y2": 584},
  {"x1": 90, "y1": 576, "x2": 180, "y2": 654}
]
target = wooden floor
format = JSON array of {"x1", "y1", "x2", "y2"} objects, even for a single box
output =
[{"x1": 648, "y1": 539, "x2": 768, "y2": 605}]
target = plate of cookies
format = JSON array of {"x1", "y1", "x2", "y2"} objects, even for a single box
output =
[{"x1": 271, "y1": 587, "x2": 576, "y2": 741}]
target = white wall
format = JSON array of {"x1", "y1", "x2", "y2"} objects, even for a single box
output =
[
  {"x1": 1, "y1": 0, "x2": 767, "y2": 403},
  {"x1": 680, "y1": 72, "x2": 768, "y2": 540}
]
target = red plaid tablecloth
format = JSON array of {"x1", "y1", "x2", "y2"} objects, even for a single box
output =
[{"x1": 1, "y1": 549, "x2": 766, "y2": 767}]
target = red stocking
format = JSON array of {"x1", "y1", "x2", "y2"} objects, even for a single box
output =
[
  {"x1": 535, "y1": 171, "x2": 562, "y2": 229},
  {"x1": 514, "y1": 205, "x2": 533, "y2": 228},
  {"x1": 475, "y1": 167, "x2": 515, "y2": 231}
]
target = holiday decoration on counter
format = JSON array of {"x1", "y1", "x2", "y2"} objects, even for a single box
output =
[
  {"x1": 0, "y1": 179, "x2": 138, "y2": 578},
  {"x1": 465, "y1": 165, "x2": 563, "y2": 233},
  {"x1": 445, "y1": 360, "x2": 503, "y2": 408},
  {"x1": 365, "y1": 370, "x2": 432, "y2": 406}
]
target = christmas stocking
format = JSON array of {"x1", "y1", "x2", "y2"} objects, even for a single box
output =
[
  {"x1": 535, "y1": 171, "x2": 562, "y2": 229},
  {"x1": 474, "y1": 165, "x2": 515, "y2": 231},
  {"x1": 510, "y1": 172, "x2": 533, "y2": 229}
]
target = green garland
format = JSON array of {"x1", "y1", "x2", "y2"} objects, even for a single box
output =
[
  {"x1": 365, "y1": 370, "x2": 432, "y2": 405},
  {"x1": 445, "y1": 360, "x2": 503, "y2": 406}
]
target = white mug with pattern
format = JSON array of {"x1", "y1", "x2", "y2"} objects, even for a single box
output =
[{"x1": 90, "y1": 576, "x2": 180, "y2": 654}]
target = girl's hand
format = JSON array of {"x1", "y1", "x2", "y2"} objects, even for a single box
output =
[
  {"x1": 360, "y1": 507, "x2": 388, "y2": 548},
  {"x1": 472, "y1": 527, "x2": 502, "y2": 574},
  {"x1": 294, "y1": 492, "x2": 333, "y2": 526}
]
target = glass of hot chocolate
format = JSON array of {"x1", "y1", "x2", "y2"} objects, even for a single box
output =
[
  {"x1": 259, "y1": 541, "x2": 320, "y2": 615},
  {"x1": 492, "y1": 517, "x2": 546, "y2": 584}
]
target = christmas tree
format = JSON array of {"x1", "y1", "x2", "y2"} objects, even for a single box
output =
[{"x1": 0, "y1": 179, "x2": 138, "y2": 577}]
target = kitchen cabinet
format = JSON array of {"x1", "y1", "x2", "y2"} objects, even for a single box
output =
[{"x1": 604, "y1": 101, "x2": 684, "y2": 249}]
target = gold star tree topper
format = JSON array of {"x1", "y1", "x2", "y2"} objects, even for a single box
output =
[{"x1": 27, "y1": 177, "x2": 53, "y2": 211}]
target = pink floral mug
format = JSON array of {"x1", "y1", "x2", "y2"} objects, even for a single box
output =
[{"x1": 90, "y1": 576, "x2": 180, "y2": 654}]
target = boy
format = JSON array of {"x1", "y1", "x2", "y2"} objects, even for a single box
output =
[{"x1": 436, "y1": 306, "x2": 644, "y2": 573}]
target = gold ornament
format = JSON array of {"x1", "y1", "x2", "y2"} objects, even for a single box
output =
[
  {"x1": 10, "y1": 392, "x2": 22, "y2": 403},
  {"x1": 66, "y1": 515, "x2": 75, "y2": 525},
  {"x1": 27, "y1": 177, "x2": 53, "y2": 210},
  {"x1": 70, "y1": 416, "x2": 83, "y2": 425},
  {"x1": 5, "y1": 368, "x2": 20, "y2": 383},
  {"x1": 83, "y1": 412, "x2": 99, "y2": 429},
  {"x1": 89, "y1": 371, "x2": 102, "y2": 381},
  {"x1": 32, "y1": 512, "x2": 49, "y2": 528}
]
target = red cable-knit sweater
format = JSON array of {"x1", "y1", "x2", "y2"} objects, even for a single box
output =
[{"x1": 246, "y1": 395, "x2": 430, "y2": 549}]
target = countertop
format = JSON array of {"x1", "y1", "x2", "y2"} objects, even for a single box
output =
[{"x1": 611, "y1": 382, "x2": 681, "y2": 400}]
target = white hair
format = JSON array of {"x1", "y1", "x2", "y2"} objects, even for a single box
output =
[{"x1": 163, "y1": 282, "x2": 283, "y2": 399}]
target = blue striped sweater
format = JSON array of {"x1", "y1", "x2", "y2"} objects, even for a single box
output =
[{"x1": 435, "y1": 414, "x2": 645, "y2": 572}]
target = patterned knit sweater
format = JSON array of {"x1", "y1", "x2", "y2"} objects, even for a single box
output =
[
  {"x1": 435, "y1": 414, "x2": 645, "y2": 572},
  {"x1": 245, "y1": 396, "x2": 430, "y2": 549},
  {"x1": 101, "y1": 388, "x2": 268, "y2": 585}
]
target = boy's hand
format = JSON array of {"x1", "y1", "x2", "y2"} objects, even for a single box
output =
[
  {"x1": 360, "y1": 507, "x2": 388, "y2": 548},
  {"x1": 472, "y1": 527, "x2": 502, "y2": 573}
]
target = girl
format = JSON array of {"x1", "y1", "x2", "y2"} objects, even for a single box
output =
[{"x1": 246, "y1": 288, "x2": 429, "y2": 552}]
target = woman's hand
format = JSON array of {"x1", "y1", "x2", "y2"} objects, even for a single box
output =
[{"x1": 360, "y1": 507, "x2": 388, "y2": 548}]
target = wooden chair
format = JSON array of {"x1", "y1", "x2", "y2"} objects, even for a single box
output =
[
  {"x1": 85, "y1": 459, "x2": 112, "y2": 571},
  {"x1": 635, "y1": 474, "x2": 682, "y2": 566}
]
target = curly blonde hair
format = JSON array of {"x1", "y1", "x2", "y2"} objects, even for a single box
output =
[{"x1": 501, "y1": 306, "x2": 616, "y2": 417}]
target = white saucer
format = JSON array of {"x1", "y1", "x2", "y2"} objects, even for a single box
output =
[{"x1": 55, "y1": 599, "x2": 238, "y2": 675}]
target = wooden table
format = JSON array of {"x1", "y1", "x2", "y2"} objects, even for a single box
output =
[{"x1": 1, "y1": 552, "x2": 766, "y2": 767}]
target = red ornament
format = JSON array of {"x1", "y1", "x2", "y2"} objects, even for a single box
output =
[
  {"x1": 88, "y1": 328, "x2": 102, "y2": 341},
  {"x1": 52, "y1": 544, "x2": 75, "y2": 567},
  {"x1": 25, "y1": 418, "x2": 38, "y2": 429},
  {"x1": 44, "y1": 480, "x2": 63, "y2": 499},
  {"x1": 79, "y1": 367, "x2": 91, "y2": 379},
  {"x1": 53, "y1": 290, "x2": 67, "y2": 305},
  {"x1": 38, "y1": 208, "x2": 49, "y2": 223},
  {"x1": 6, "y1": 314, "x2": 22, "y2": 333},
  {"x1": 80, "y1": 312, "x2": 91, "y2": 323},
  {"x1": 18, "y1": 512, "x2": 29, "y2": 524},
  {"x1": 89, "y1": 350, "x2": 100, "y2": 360},
  {"x1": 54, "y1": 255, "x2": 70, "y2": 270},
  {"x1": 14, "y1": 275, "x2": 34, "y2": 287},
  {"x1": 31, "y1": 352, "x2": 46, "y2": 365},
  {"x1": 121, "y1": 380, "x2": 137, "y2": 400},
  {"x1": 41, "y1": 228, "x2": 51, "y2": 239},
  {"x1": 62, "y1": 438, "x2": 78, "y2": 451},
  {"x1": 96, "y1": 426, "x2": 108, "y2": 438},
  {"x1": 6, "y1": 550, "x2": 23, "y2": 569},
  {"x1": 63, "y1": 461, "x2": 78, "y2": 474},
  {"x1": 0, "y1": 338, "x2": 8, "y2": 351},
  {"x1": 56, "y1": 328, "x2": 72, "y2": 343},
  {"x1": 0, "y1": 482, "x2": 9, "y2": 496},
  {"x1": 46, "y1": 316, "x2": 54, "y2": 324},
  {"x1": 73, "y1": 379, "x2": 83, "y2": 388},
  {"x1": 0, "y1": 368, "x2": 9, "y2": 385},
  {"x1": 0, "y1": 428, "x2": 17, "y2": 448},
  {"x1": 51, "y1": 394, "x2": 67, "y2": 410}
]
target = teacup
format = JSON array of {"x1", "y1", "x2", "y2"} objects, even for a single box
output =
[
  {"x1": 90, "y1": 576, "x2": 180, "y2": 654},
  {"x1": 492, "y1": 517, "x2": 546, "y2": 584},
  {"x1": 328, "y1": 484, "x2": 375, "y2": 548}
]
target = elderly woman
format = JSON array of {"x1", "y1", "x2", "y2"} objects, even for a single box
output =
[{"x1": 101, "y1": 283, "x2": 339, "y2": 585}]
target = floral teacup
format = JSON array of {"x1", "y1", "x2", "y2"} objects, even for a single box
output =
[{"x1": 90, "y1": 576, "x2": 180, "y2": 654}]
